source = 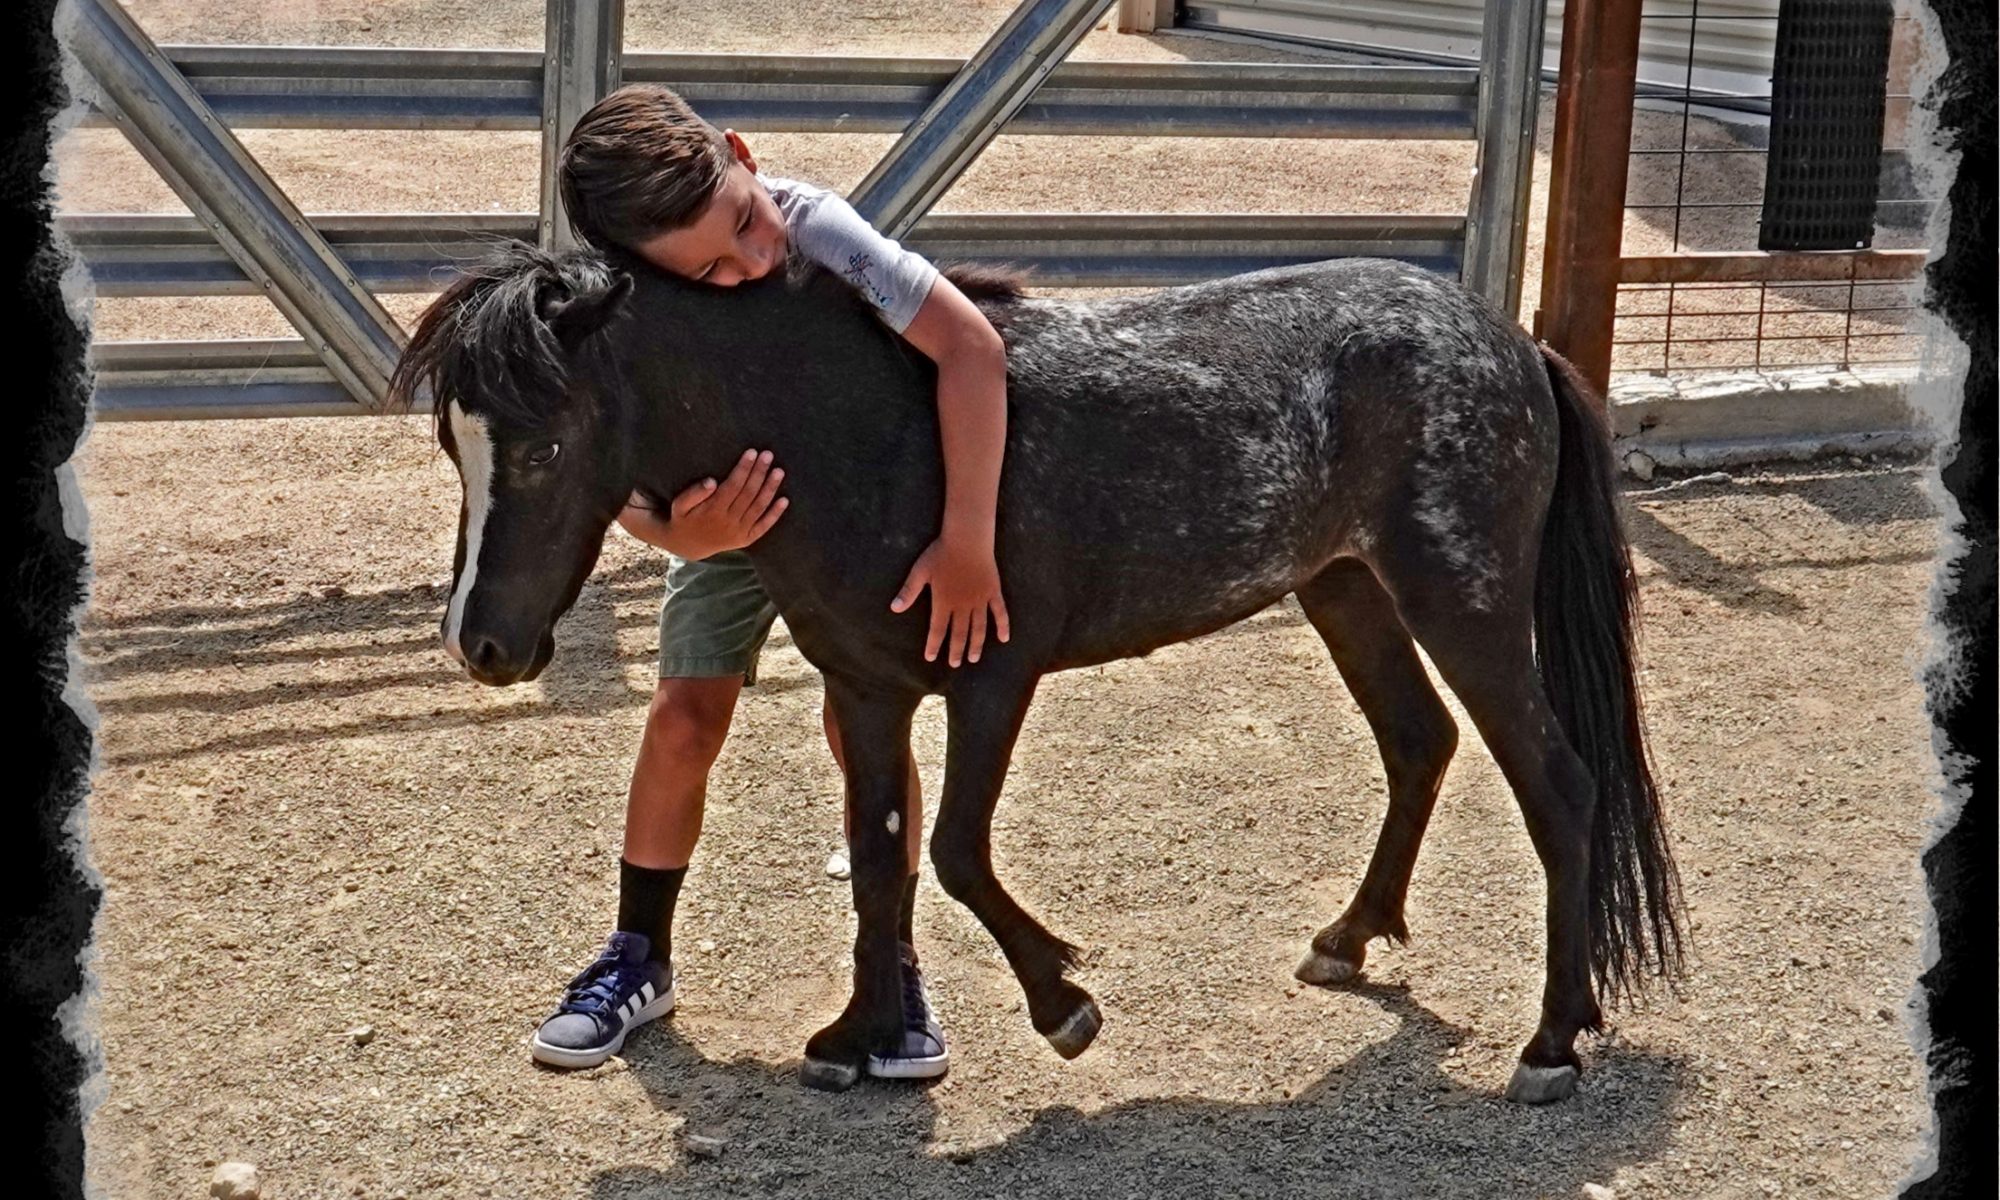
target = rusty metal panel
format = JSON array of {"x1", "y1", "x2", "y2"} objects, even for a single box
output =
[
  {"x1": 1619, "y1": 248, "x2": 1927, "y2": 284},
  {"x1": 1535, "y1": 0, "x2": 1644, "y2": 394}
]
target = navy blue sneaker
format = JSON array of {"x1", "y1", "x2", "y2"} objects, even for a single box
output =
[
  {"x1": 531, "y1": 932, "x2": 676, "y2": 1069},
  {"x1": 866, "y1": 943, "x2": 949, "y2": 1079}
]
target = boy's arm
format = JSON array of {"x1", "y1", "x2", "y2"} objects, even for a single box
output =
[
  {"x1": 887, "y1": 273, "x2": 1012, "y2": 668},
  {"x1": 779, "y1": 182, "x2": 1010, "y2": 666}
]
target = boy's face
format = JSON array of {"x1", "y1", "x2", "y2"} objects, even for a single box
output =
[{"x1": 632, "y1": 130, "x2": 788, "y2": 287}]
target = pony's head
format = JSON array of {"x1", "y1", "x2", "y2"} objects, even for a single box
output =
[{"x1": 391, "y1": 242, "x2": 639, "y2": 685}]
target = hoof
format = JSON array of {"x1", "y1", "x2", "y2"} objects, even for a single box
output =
[
  {"x1": 1044, "y1": 1000, "x2": 1102, "y2": 1060},
  {"x1": 1504, "y1": 1062, "x2": 1579, "y2": 1104},
  {"x1": 1294, "y1": 950, "x2": 1361, "y2": 986},
  {"x1": 800, "y1": 1057, "x2": 862, "y2": 1092}
]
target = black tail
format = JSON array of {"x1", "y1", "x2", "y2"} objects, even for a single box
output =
[{"x1": 1535, "y1": 344, "x2": 1688, "y2": 1002}]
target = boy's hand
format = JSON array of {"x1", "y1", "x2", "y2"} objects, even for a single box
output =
[
  {"x1": 617, "y1": 449, "x2": 787, "y2": 559},
  {"x1": 890, "y1": 534, "x2": 1010, "y2": 667}
]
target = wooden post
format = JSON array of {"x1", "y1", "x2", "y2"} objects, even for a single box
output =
[{"x1": 1534, "y1": 0, "x2": 1643, "y2": 395}]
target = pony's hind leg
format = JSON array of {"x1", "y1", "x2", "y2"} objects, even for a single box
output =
[
  {"x1": 931, "y1": 671, "x2": 1101, "y2": 1059},
  {"x1": 1291, "y1": 558, "x2": 1459, "y2": 986},
  {"x1": 1382, "y1": 581, "x2": 1604, "y2": 1104}
]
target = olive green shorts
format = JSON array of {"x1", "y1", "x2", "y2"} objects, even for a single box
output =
[{"x1": 657, "y1": 549, "x2": 781, "y2": 685}]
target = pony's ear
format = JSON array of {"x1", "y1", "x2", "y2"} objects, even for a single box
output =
[{"x1": 539, "y1": 273, "x2": 635, "y2": 348}]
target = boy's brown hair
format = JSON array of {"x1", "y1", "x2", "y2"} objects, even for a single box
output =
[{"x1": 557, "y1": 84, "x2": 735, "y2": 251}]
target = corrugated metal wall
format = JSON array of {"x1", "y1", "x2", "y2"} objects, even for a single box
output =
[{"x1": 1179, "y1": 0, "x2": 1780, "y2": 102}]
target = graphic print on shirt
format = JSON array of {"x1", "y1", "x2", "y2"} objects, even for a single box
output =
[{"x1": 842, "y1": 251, "x2": 895, "y2": 310}]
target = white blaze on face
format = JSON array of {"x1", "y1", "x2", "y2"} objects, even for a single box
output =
[{"x1": 443, "y1": 401, "x2": 496, "y2": 665}]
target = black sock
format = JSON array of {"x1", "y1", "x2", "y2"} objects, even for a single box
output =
[
  {"x1": 897, "y1": 872, "x2": 919, "y2": 951},
  {"x1": 617, "y1": 859, "x2": 687, "y2": 966}
]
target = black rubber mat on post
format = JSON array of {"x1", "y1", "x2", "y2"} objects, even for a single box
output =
[{"x1": 1759, "y1": 0, "x2": 1896, "y2": 250}]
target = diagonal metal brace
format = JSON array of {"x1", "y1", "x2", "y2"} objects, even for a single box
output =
[
  {"x1": 67, "y1": 0, "x2": 406, "y2": 410},
  {"x1": 848, "y1": 0, "x2": 1116, "y2": 239}
]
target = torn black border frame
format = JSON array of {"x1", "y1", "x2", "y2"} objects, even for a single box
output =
[
  {"x1": 1897, "y1": 0, "x2": 1996, "y2": 1196},
  {"x1": 4, "y1": 2, "x2": 1991, "y2": 1197}
]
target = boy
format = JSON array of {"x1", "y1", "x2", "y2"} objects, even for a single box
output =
[{"x1": 528, "y1": 85, "x2": 1012, "y2": 1080}]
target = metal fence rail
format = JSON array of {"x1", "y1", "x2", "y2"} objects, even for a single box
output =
[
  {"x1": 1180, "y1": 0, "x2": 1787, "y2": 101},
  {"x1": 70, "y1": 47, "x2": 1481, "y2": 139},
  {"x1": 66, "y1": 210, "x2": 1465, "y2": 299},
  {"x1": 92, "y1": 338, "x2": 359, "y2": 420},
  {"x1": 849, "y1": 0, "x2": 1118, "y2": 237},
  {"x1": 65, "y1": 212, "x2": 534, "y2": 296},
  {"x1": 540, "y1": 0, "x2": 624, "y2": 251},
  {"x1": 72, "y1": 0, "x2": 409, "y2": 411},
  {"x1": 1460, "y1": 0, "x2": 1548, "y2": 317}
]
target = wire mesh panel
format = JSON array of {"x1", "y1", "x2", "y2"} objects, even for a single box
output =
[
  {"x1": 1611, "y1": 0, "x2": 1928, "y2": 375},
  {"x1": 1759, "y1": 0, "x2": 1895, "y2": 250},
  {"x1": 1615, "y1": 269, "x2": 1924, "y2": 371}
]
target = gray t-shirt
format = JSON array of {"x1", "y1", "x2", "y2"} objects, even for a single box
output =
[{"x1": 761, "y1": 175, "x2": 940, "y2": 334}]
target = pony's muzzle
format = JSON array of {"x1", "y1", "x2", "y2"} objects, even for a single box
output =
[
  {"x1": 461, "y1": 634, "x2": 517, "y2": 684},
  {"x1": 453, "y1": 626, "x2": 556, "y2": 686}
]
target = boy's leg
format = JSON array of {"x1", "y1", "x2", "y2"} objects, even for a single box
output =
[
  {"x1": 820, "y1": 704, "x2": 920, "y2": 948},
  {"x1": 532, "y1": 552, "x2": 776, "y2": 1069},
  {"x1": 618, "y1": 549, "x2": 781, "y2": 961},
  {"x1": 625, "y1": 676, "x2": 746, "y2": 870},
  {"x1": 614, "y1": 675, "x2": 745, "y2": 965}
]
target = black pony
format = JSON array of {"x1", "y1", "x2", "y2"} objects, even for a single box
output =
[{"x1": 391, "y1": 244, "x2": 1685, "y2": 1103}]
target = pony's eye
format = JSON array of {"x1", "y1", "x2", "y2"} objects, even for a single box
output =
[{"x1": 528, "y1": 442, "x2": 560, "y2": 467}]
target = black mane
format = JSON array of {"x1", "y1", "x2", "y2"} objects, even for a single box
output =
[{"x1": 389, "y1": 241, "x2": 625, "y2": 435}]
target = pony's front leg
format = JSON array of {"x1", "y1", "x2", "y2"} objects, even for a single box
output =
[
  {"x1": 800, "y1": 676, "x2": 921, "y2": 1091},
  {"x1": 933, "y1": 670, "x2": 1102, "y2": 1060}
]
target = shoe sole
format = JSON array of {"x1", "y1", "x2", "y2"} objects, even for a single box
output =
[
  {"x1": 865, "y1": 1050, "x2": 950, "y2": 1080},
  {"x1": 530, "y1": 983, "x2": 677, "y2": 1070}
]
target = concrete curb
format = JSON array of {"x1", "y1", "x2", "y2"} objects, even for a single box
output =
[{"x1": 1607, "y1": 365, "x2": 1934, "y2": 476}]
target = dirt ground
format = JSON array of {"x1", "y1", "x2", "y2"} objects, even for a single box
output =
[{"x1": 62, "y1": 4, "x2": 1943, "y2": 1199}]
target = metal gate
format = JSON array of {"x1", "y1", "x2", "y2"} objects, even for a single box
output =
[{"x1": 64, "y1": 0, "x2": 1551, "y2": 420}]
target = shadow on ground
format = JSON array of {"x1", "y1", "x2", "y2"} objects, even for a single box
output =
[
  {"x1": 1620, "y1": 464, "x2": 1932, "y2": 615},
  {"x1": 81, "y1": 467, "x2": 1930, "y2": 768},
  {"x1": 79, "y1": 550, "x2": 1316, "y2": 767},
  {"x1": 586, "y1": 984, "x2": 1685, "y2": 1200}
]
